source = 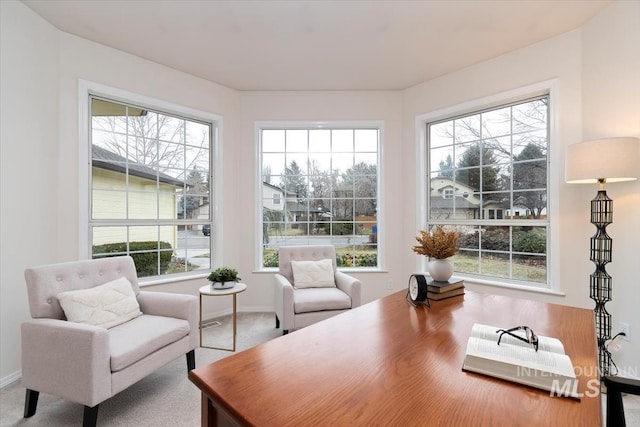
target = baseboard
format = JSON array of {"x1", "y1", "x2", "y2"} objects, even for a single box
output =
[
  {"x1": 239, "y1": 306, "x2": 273, "y2": 313},
  {"x1": 1, "y1": 370, "x2": 21, "y2": 390}
]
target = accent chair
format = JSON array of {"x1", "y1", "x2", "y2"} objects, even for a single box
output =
[
  {"x1": 21, "y1": 256, "x2": 198, "y2": 427},
  {"x1": 274, "y1": 245, "x2": 361, "y2": 335}
]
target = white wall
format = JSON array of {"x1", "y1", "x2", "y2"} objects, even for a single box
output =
[
  {"x1": 0, "y1": 1, "x2": 60, "y2": 387},
  {"x1": 1, "y1": 0, "x2": 638, "y2": 384},
  {"x1": 0, "y1": 1, "x2": 242, "y2": 382},
  {"x1": 581, "y1": 0, "x2": 640, "y2": 377}
]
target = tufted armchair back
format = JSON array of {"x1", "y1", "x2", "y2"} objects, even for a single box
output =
[
  {"x1": 24, "y1": 256, "x2": 140, "y2": 319},
  {"x1": 278, "y1": 245, "x2": 337, "y2": 284}
]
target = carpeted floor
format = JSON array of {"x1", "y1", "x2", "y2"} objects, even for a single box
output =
[{"x1": 1, "y1": 312, "x2": 639, "y2": 426}]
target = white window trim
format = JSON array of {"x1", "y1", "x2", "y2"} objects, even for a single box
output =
[
  {"x1": 254, "y1": 120, "x2": 385, "y2": 272},
  {"x1": 78, "y1": 80, "x2": 223, "y2": 285},
  {"x1": 414, "y1": 79, "x2": 560, "y2": 292}
]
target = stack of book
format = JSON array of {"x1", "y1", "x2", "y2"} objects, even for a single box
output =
[{"x1": 427, "y1": 276, "x2": 464, "y2": 300}]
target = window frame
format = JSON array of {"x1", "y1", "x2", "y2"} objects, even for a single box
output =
[
  {"x1": 415, "y1": 81, "x2": 560, "y2": 293},
  {"x1": 255, "y1": 120, "x2": 384, "y2": 272},
  {"x1": 78, "y1": 80, "x2": 222, "y2": 285}
]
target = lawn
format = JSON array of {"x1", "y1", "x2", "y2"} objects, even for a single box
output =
[{"x1": 453, "y1": 252, "x2": 546, "y2": 283}]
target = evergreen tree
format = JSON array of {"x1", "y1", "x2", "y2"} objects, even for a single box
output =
[
  {"x1": 438, "y1": 154, "x2": 454, "y2": 178},
  {"x1": 512, "y1": 143, "x2": 546, "y2": 219},
  {"x1": 455, "y1": 143, "x2": 499, "y2": 193},
  {"x1": 280, "y1": 160, "x2": 307, "y2": 200}
]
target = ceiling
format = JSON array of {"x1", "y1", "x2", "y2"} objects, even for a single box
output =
[{"x1": 22, "y1": 0, "x2": 611, "y2": 91}]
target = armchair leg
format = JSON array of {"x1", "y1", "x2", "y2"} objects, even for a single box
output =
[
  {"x1": 83, "y1": 405, "x2": 99, "y2": 427},
  {"x1": 24, "y1": 389, "x2": 39, "y2": 418},
  {"x1": 186, "y1": 349, "x2": 195, "y2": 371},
  {"x1": 275, "y1": 314, "x2": 280, "y2": 329}
]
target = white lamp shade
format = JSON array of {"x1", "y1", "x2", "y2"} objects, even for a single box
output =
[{"x1": 565, "y1": 137, "x2": 640, "y2": 184}]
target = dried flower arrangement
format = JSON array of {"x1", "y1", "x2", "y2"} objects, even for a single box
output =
[{"x1": 412, "y1": 226, "x2": 459, "y2": 259}]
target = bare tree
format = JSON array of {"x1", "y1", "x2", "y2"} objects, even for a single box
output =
[
  {"x1": 262, "y1": 165, "x2": 273, "y2": 185},
  {"x1": 92, "y1": 111, "x2": 209, "y2": 178}
]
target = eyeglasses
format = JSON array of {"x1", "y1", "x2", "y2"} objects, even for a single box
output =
[{"x1": 496, "y1": 326, "x2": 539, "y2": 352}]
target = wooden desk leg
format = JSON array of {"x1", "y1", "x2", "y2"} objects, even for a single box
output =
[{"x1": 201, "y1": 393, "x2": 216, "y2": 427}]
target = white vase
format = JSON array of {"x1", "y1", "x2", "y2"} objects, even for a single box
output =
[
  {"x1": 212, "y1": 281, "x2": 236, "y2": 290},
  {"x1": 428, "y1": 259, "x2": 454, "y2": 282}
]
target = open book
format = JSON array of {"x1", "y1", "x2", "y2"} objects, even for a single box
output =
[{"x1": 462, "y1": 323, "x2": 579, "y2": 398}]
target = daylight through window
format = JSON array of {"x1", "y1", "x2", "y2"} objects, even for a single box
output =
[
  {"x1": 89, "y1": 96, "x2": 214, "y2": 278},
  {"x1": 427, "y1": 96, "x2": 549, "y2": 285},
  {"x1": 260, "y1": 126, "x2": 380, "y2": 268}
]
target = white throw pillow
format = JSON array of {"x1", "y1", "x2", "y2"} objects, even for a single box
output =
[
  {"x1": 57, "y1": 277, "x2": 142, "y2": 329},
  {"x1": 291, "y1": 259, "x2": 335, "y2": 289}
]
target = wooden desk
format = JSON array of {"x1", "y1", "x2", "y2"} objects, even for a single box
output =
[{"x1": 189, "y1": 290, "x2": 601, "y2": 426}]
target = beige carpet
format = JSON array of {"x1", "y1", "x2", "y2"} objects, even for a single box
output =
[{"x1": 1, "y1": 312, "x2": 639, "y2": 426}]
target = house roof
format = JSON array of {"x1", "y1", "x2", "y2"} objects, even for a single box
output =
[
  {"x1": 262, "y1": 181, "x2": 284, "y2": 193},
  {"x1": 430, "y1": 196, "x2": 478, "y2": 210},
  {"x1": 92, "y1": 145, "x2": 184, "y2": 187}
]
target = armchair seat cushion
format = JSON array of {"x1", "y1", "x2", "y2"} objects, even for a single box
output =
[
  {"x1": 294, "y1": 288, "x2": 352, "y2": 314},
  {"x1": 109, "y1": 314, "x2": 190, "y2": 372}
]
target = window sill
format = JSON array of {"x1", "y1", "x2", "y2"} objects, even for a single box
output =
[
  {"x1": 460, "y1": 275, "x2": 566, "y2": 297},
  {"x1": 138, "y1": 272, "x2": 209, "y2": 287},
  {"x1": 255, "y1": 268, "x2": 388, "y2": 274}
]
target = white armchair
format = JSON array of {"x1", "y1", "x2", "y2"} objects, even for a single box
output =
[
  {"x1": 274, "y1": 246, "x2": 361, "y2": 334},
  {"x1": 21, "y1": 256, "x2": 198, "y2": 426}
]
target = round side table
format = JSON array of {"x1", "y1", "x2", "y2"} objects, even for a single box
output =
[{"x1": 198, "y1": 283, "x2": 247, "y2": 351}]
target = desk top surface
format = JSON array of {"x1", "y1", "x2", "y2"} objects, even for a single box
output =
[{"x1": 189, "y1": 290, "x2": 601, "y2": 426}]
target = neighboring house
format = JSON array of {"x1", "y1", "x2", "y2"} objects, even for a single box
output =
[
  {"x1": 262, "y1": 181, "x2": 310, "y2": 221},
  {"x1": 263, "y1": 182, "x2": 285, "y2": 213},
  {"x1": 430, "y1": 177, "x2": 505, "y2": 220},
  {"x1": 91, "y1": 145, "x2": 184, "y2": 247},
  {"x1": 191, "y1": 201, "x2": 210, "y2": 233}
]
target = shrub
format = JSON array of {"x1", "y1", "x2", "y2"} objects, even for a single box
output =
[
  {"x1": 332, "y1": 222, "x2": 354, "y2": 236},
  {"x1": 262, "y1": 248, "x2": 377, "y2": 268},
  {"x1": 514, "y1": 231, "x2": 546, "y2": 254},
  {"x1": 336, "y1": 252, "x2": 377, "y2": 267},
  {"x1": 93, "y1": 241, "x2": 173, "y2": 277},
  {"x1": 481, "y1": 228, "x2": 510, "y2": 251},
  {"x1": 263, "y1": 249, "x2": 279, "y2": 268},
  {"x1": 458, "y1": 231, "x2": 479, "y2": 249}
]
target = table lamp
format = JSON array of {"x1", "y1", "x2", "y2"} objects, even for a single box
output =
[{"x1": 565, "y1": 137, "x2": 640, "y2": 376}]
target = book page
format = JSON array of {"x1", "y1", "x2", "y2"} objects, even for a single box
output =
[
  {"x1": 465, "y1": 336, "x2": 576, "y2": 378},
  {"x1": 470, "y1": 323, "x2": 566, "y2": 355}
]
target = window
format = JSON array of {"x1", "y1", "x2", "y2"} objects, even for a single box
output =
[
  {"x1": 443, "y1": 189, "x2": 454, "y2": 199},
  {"x1": 259, "y1": 124, "x2": 380, "y2": 268},
  {"x1": 426, "y1": 96, "x2": 549, "y2": 285},
  {"x1": 88, "y1": 95, "x2": 215, "y2": 279},
  {"x1": 273, "y1": 194, "x2": 281, "y2": 205}
]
